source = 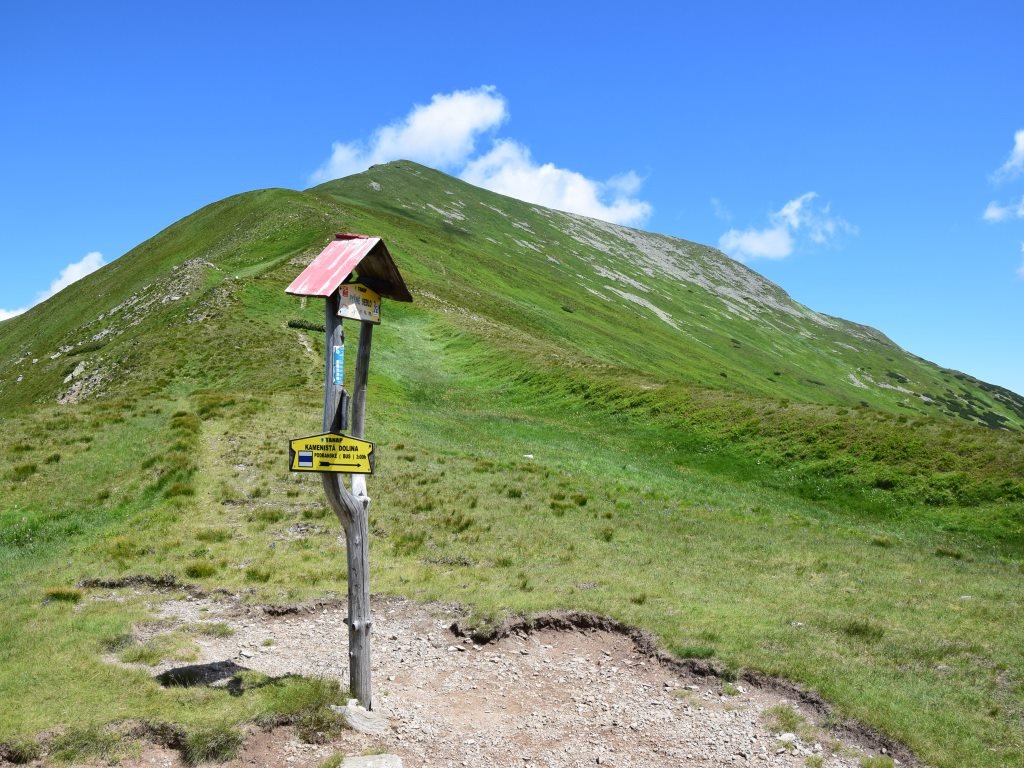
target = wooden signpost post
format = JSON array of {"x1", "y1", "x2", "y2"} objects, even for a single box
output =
[{"x1": 285, "y1": 233, "x2": 412, "y2": 710}]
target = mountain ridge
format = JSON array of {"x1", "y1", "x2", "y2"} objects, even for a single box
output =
[{"x1": 2, "y1": 160, "x2": 1022, "y2": 430}]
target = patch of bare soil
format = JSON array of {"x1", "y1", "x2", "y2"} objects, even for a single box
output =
[{"x1": 26, "y1": 592, "x2": 919, "y2": 768}]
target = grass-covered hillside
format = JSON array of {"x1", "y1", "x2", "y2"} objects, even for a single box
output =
[{"x1": 1, "y1": 160, "x2": 1022, "y2": 767}]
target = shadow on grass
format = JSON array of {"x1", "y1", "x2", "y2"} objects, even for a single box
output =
[{"x1": 156, "y1": 660, "x2": 248, "y2": 692}]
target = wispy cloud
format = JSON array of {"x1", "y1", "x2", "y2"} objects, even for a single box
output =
[
  {"x1": 719, "y1": 226, "x2": 793, "y2": 261},
  {"x1": 461, "y1": 140, "x2": 651, "y2": 226},
  {"x1": 985, "y1": 132, "x2": 1024, "y2": 277},
  {"x1": 710, "y1": 197, "x2": 732, "y2": 222},
  {"x1": 308, "y1": 86, "x2": 652, "y2": 226},
  {"x1": 718, "y1": 192, "x2": 854, "y2": 262},
  {"x1": 993, "y1": 129, "x2": 1024, "y2": 182},
  {"x1": 0, "y1": 251, "x2": 106, "y2": 321},
  {"x1": 983, "y1": 197, "x2": 1024, "y2": 222}
]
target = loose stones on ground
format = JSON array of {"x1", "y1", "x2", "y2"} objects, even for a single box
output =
[{"x1": 108, "y1": 594, "x2": 902, "y2": 767}]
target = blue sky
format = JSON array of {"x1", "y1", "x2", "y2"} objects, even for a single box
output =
[{"x1": 3, "y1": 1, "x2": 1023, "y2": 394}]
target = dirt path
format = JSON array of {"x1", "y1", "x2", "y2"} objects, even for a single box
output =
[{"x1": 94, "y1": 591, "x2": 913, "y2": 768}]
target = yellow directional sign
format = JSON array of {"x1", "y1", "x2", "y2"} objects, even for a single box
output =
[
  {"x1": 288, "y1": 432, "x2": 375, "y2": 474},
  {"x1": 338, "y1": 282, "x2": 381, "y2": 324}
]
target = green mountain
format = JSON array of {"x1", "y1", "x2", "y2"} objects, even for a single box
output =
[
  {"x1": 1, "y1": 161, "x2": 1023, "y2": 767},
  {"x1": 6, "y1": 161, "x2": 1023, "y2": 426}
]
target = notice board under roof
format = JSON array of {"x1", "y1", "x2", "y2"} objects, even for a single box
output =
[{"x1": 285, "y1": 233, "x2": 413, "y2": 302}]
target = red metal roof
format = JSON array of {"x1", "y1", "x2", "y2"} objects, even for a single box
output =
[{"x1": 285, "y1": 234, "x2": 412, "y2": 302}]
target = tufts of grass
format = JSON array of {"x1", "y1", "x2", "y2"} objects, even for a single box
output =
[
  {"x1": 764, "y1": 704, "x2": 805, "y2": 734},
  {"x1": 9, "y1": 463, "x2": 37, "y2": 481},
  {"x1": 257, "y1": 677, "x2": 350, "y2": 744},
  {"x1": 164, "y1": 482, "x2": 195, "y2": 498},
  {"x1": 870, "y1": 535, "x2": 892, "y2": 548},
  {"x1": 287, "y1": 319, "x2": 326, "y2": 333},
  {"x1": 251, "y1": 508, "x2": 287, "y2": 524},
  {"x1": 1, "y1": 738, "x2": 41, "y2": 764},
  {"x1": 182, "y1": 723, "x2": 242, "y2": 765},
  {"x1": 108, "y1": 537, "x2": 146, "y2": 560},
  {"x1": 245, "y1": 566, "x2": 273, "y2": 583},
  {"x1": 49, "y1": 725, "x2": 122, "y2": 763},
  {"x1": 839, "y1": 618, "x2": 886, "y2": 643},
  {"x1": 935, "y1": 546, "x2": 964, "y2": 559},
  {"x1": 859, "y1": 757, "x2": 894, "y2": 768},
  {"x1": 672, "y1": 644, "x2": 716, "y2": 660},
  {"x1": 119, "y1": 633, "x2": 198, "y2": 666},
  {"x1": 318, "y1": 753, "x2": 344, "y2": 768},
  {"x1": 187, "y1": 622, "x2": 234, "y2": 638},
  {"x1": 184, "y1": 562, "x2": 218, "y2": 579},
  {"x1": 44, "y1": 587, "x2": 82, "y2": 604},
  {"x1": 196, "y1": 528, "x2": 232, "y2": 543}
]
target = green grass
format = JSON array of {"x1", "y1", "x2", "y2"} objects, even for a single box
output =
[
  {"x1": 764, "y1": 704, "x2": 806, "y2": 734},
  {"x1": 0, "y1": 160, "x2": 1022, "y2": 768},
  {"x1": 49, "y1": 725, "x2": 124, "y2": 764},
  {"x1": 182, "y1": 723, "x2": 242, "y2": 765},
  {"x1": 44, "y1": 587, "x2": 83, "y2": 604}
]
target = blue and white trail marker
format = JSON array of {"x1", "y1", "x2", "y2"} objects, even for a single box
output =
[{"x1": 333, "y1": 344, "x2": 345, "y2": 386}]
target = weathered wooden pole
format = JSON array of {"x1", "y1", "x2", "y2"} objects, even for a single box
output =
[
  {"x1": 321, "y1": 295, "x2": 373, "y2": 709},
  {"x1": 285, "y1": 233, "x2": 412, "y2": 713}
]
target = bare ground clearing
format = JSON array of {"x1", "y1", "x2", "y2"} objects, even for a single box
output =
[{"x1": 8, "y1": 587, "x2": 920, "y2": 768}]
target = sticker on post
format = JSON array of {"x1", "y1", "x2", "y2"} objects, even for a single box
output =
[
  {"x1": 338, "y1": 283, "x2": 381, "y2": 324},
  {"x1": 333, "y1": 345, "x2": 345, "y2": 386},
  {"x1": 288, "y1": 432, "x2": 375, "y2": 474}
]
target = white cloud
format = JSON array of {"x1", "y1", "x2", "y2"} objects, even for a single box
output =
[
  {"x1": 0, "y1": 306, "x2": 27, "y2": 321},
  {"x1": 460, "y1": 140, "x2": 652, "y2": 226},
  {"x1": 994, "y1": 129, "x2": 1024, "y2": 181},
  {"x1": 718, "y1": 193, "x2": 854, "y2": 262},
  {"x1": 308, "y1": 86, "x2": 653, "y2": 226},
  {"x1": 308, "y1": 86, "x2": 507, "y2": 185},
  {"x1": 0, "y1": 251, "x2": 106, "y2": 321},
  {"x1": 47, "y1": 251, "x2": 106, "y2": 297},
  {"x1": 719, "y1": 225, "x2": 793, "y2": 261},
  {"x1": 984, "y1": 201, "x2": 1012, "y2": 222},
  {"x1": 983, "y1": 196, "x2": 1024, "y2": 222}
]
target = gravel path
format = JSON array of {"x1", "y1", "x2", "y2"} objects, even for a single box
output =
[{"x1": 106, "y1": 591, "x2": 910, "y2": 768}]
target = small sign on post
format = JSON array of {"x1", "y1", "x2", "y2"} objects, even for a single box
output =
[
  {"x1": 288, "y1": 432, "x2": 375, "y2": 474},
  {"x1": 339, "y1": 283, "x2": 382, "y2": 324},
  {"x1": 284, "y1": 234, "x2": 412, "y2": 712}
]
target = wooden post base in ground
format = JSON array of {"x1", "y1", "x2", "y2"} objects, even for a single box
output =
[{"x1": 322, "y1": 293, "x2": 373, "y2": 710}]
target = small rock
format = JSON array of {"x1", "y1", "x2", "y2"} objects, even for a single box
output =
[
  {"x1": 341, "y1": 756, "x2": 402, "y2": 768},
  {"x1": 331, "y1": 699, "x2": 390, "y2": 736}
]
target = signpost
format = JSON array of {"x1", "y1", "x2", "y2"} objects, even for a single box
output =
[
  {"x1": 338, "y1": 283, "x2": 382, "y2": 324},
  {"x1": 288, "y1": 433, "x2": 375, "y2": 474},
  {"x1": 285, "y1": 234, "x2": 412, "y2": 711}
]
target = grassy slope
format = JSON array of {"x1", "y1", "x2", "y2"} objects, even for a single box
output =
[{"x1": 0, "y1": 161, "x2": 1022, "y2": 766}]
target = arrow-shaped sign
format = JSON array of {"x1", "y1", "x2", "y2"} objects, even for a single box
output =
[{"x1": 288, "y1": 432, "x2": 375, "y2": 474}]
